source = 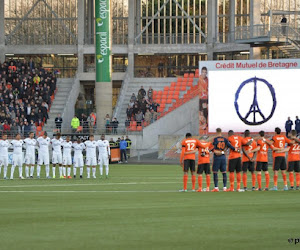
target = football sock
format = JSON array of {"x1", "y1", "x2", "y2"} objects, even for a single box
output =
[
  {"x1": 198, "y1": 175, "x2": 203, "y2": 189},
  {"x1": 52, "y1": 167, "x2": 56, "y2": 177},
  {"x1": 191, "y1": 175, "x2": 196, "y2": 190},
  {"x1": 37, "y1": 165, "x2": 41, "y2": 176},
  {"x1": 25, "y1": 166, "x2": 29, "y2": 177},
  {"x1": 105, "y1": 165, "x2": 109, "y2": 176},
  {"x1": 10, "y1": 166, "x2": 15, "y2": 179},
  {"x1": 30, "y1": 166, "x2": 34, "y2": 176},
  {"x1": 251, "y1": 173, "x2": 256, "y2": 187},
  {"x1": 63, "y1": 167, "x2": 66, "y2": 176},
  {"x1": 45, "y1": 165, "x2": 50, "y2": 177},
  {"x1": 274, "y1": 174, "x2": 278, "y2": 187},
  {"x1": 222, "y1": 173, "x2": 227, "y2": 188},
  {"x1": 213, "y1": 173, "x2": 218, "y2": 188},
  {"x1": 242, "y1": 173, "x2": 247, "y2": 187},
  {"x1": 3, "y1": 165, "x2": 7, "y2": 178},
  {"x1": 206, "y1": 175, "x2": 210, "y2": 189},
  {"x1": 289, "y1": 172, "x2": 294, "y2": 187},
  {"x1": 99, "y1": 165, "x2": 103, "y2": 175},
  {"x1": 59, "y1": 166, "x2": 62, "y2": 177},
  {"x1": 18, "y1": 166, "x2": 22, "y2": 177},
  {"x1": 236, "y1": 172, "x2": 241, "y2": 190},
  {"x1": 183, "y1": 175, "x2": 188, "y2": 190},
  {"x1": 80, "y1": 167, "x2": 83, "y2": 176},
  {"x1": 67, "y1": 167, "x2": 71, "y2": 177},
  {"x1": 87, "y1": 167, "x2": 90, "y2": 177},
  {"x1": 73, "y1": 167, "x2": 77, "y2": 176},
  {"x1": 257, "y1": 173, "x2": 262, "y2": 189},
  {"x1": 229, "y1": 172, "x2": 234, "y2": 189},
  {"x1": 265, "y1": 172, "x2": 270, "y2": 188},
  {"x1": 296, "y1": 173, "x2": 300, "y2": 187},
  {"x1": 92, "y1": 167, "x2": 96, "y2": 177},
  {"x1": 282, "y1": 172, "x2": 287, "y2": 186}
]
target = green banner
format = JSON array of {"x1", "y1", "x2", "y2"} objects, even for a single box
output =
[{"x1": 95, "y1": 0, "x2": 111, "y2": 82}]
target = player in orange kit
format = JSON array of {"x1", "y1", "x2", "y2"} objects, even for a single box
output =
[
  {"x1": 196, "y1": 139, "x2": 213, "y2": 192},
  {"x1": 241, "y1": 130, "x2": 257, "y2": 191},
  {"x1": 179, "y1": 133, "x2": 198, "y2": 192},
  {"x1": 227, "y1": 130, "x2": 246, "y2": 192},
  {"x1": 287, "y1": 130, "x2": 300, "y2": 190},
  {"x1": 270, "y1": 127, "x2": 291, "y2": 191}
]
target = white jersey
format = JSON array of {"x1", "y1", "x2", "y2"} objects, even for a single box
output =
[
  {"x1": 97, "y1": 140, "x2": 110, "y2": 156},
  {"x1": 37, "y1": 137, "x2": 51, "y2": 155},
  {"x1": 24, "y1": 138, "x2": 36, "y2": 156},
  {"x1": 73, "y1": 142, "x2": 85, "y2": 156},
  {"x1": 11, "y1": 140, "x2": 24, "y2": 155},
  {"x1": 62, "y1": 141, "x2": 73, "y2": 157},
  {"x1": 84, "y1": 140, "x2": 98, "y2": 158},
  {"x1": 51, "y1": 138, "x2": 63, "y2": 154},
  {"x1": 0, "y1": 140, "x2": 10, "y2": 156}
]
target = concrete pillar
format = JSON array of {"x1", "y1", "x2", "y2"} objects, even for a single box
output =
[
  {"x1": 127, "y1": 0, "x2": 135, "y2": 78},
  {"x1": 250, "y1": 47, "x2": 261, "y2": 60},
  {"x1": 207, "y1": 0, "x2": 217, "y2": 44},
  {"x1": 0, "y1": 1, "x2": 5, "y2": 63},
  {"x1": 250, "y1": 0, "x2": 261, "y2": 37},
  {"x1": 77, "y1": 0, "x2": 85, "y2": 73},
  {"x1": 136, "y1": 0, "x2": 141, "y2": 39},
  {"x1": 229, "y1": 0, "x2": 235, "y2": 43}
]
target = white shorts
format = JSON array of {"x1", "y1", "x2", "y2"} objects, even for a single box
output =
[
  {"x1": 52, "y1": 152, "x2": 63, "y2": 164},
  {"x1": 13, "y1": 154, "x2": 23, "y2": 167},
  {"x1": 73, "y1": 155, "x2": 84, "y2": 168},
  {"x1": 0, "y1": 156, "x2": 8, "y2": 167},
  {"x1": 86, "y1": 156, "x2": 97, "y2": 166},
  {"x1": 24, "y1": 154, "x2": 35, "y2": 165},
  {"x1": 98, "y1": 154, "x2": 109, "y2": 166},
  {"x1": 63, "y1": 155, "x2": 72, "y2": 166},
  {"x1": 38, "y1": 154, "x2": 50, "y2": 165}
]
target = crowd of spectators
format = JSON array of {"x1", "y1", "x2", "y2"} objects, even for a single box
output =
[
  {"x1": 0, "y1": 59, "x2": 56, "y2": 137},
  {"x1": 125, "y1": 86, "x2": 160, "y2": 127}
]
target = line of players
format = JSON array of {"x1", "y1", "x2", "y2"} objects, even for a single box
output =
[
  {"x1": 0, "y1": 132, "x2": 110, "y2": 179},
  {"x1": 180, "y1": 127, "x2": 300, "y2": 192}
]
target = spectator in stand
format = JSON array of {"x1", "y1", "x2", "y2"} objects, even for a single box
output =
[
  {"x1": 139, "y1": 97, "x2": 147, "y2": 115},
  {"x1": 80, "y1": 113, "x2": 88, "y2": 133},
  {"x1": 158, "y1": 61, "x2": 164, "y2": 77},
  {"x1": 24, "y1": 120, "x2": 31, "y2": 137},
  {"x1": 111, "y1": 117, "x2": 119, "y2": 134},
  {"x1": 71, "y1": 115, "x2": 80, "y2": 133},
  {"x1": 151, "y1": 102, "x2": 160, "y2": 113},
  {"x1": 10, "y1": 122, "x2": 18, "y2": 137},
  {"x1": 33, "y1": 74, "x2": 40, "y2": 85},
  {"x1": 3, "y1": 120, "x2": 10, "y2": 132},
  {"x1": 126, "y1": 105, "x2": 133, "y2": 120},
  {"x1": 119, "y1": 136, "x2": 128, "y2": 164},
  {"x1": 129, "y1": 99, "x2": 134, "y2": 108},
  {"x1": 55, "y1": 114, "x2": 63, "y2": 132},
  {"x1": 87, "y1": 112, "x2": 96, "y2": 134},
  {"x1": 30, "y1": 120, "x2": 36, "y2": 134},
  {"x1": 104, "y1": 114, "x2": 111, "y2": 133},
  {"x1": 8, "y1": 62, "x2": 16, "y2": 72},
  {"x1": 28, "y1": 58, "x2": 35, "y2": 71},
  {"x1": 137, "y1": 86, "x2": 146, "y2": 102},
  {"x1": 130, "y1": 93, "x2": 137, "y2": 103},
  {"x1": 151, "y1": 109, "x2": 158, "y2": 123},
  {"x1": 147, "y1": 86, "x2": 153, "y2": 102},
  {"x1": 125, "y1": 118, "x2": 130, "y2": 128},
  {"x1": 109, "y1": 138, "x2": 115, "y2": 147},
  {"x1": 144, "y1": 109, "x2": 152, "y2": 124},
  {"x1": 135, "y1": 110, "x2": 144, "y2": 126},
  {"x1": 132, "y1": 104, "x2": 139, "y2": 117}
]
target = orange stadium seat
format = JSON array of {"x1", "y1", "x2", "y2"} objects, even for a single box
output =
[
  {"x1": 161, "y1": 99, "x2": 166, "y2": 104},
  {"x1": 166, "y1": 99, "x2": 172, "y2": 104},
  {"x1": 195, "y1": 69, "x2": 199, "y2": 76},
  {"x1": 162, "y1": 94, "x2": 167, "y2": 99},
  {"x1": 164, "y1": 86, "x2": 169, "y2": 91},
  {"x1": 184, "y1": 73, "x2": 189, "y2": 78},
  {"x1": 137, "y1": 126, "x2": 142, "y2": 131},
  {"x1": 180, "y1": 86, "x2": 186, "y2": 91},
  {"x1": 130, "y1": 125, "x2": 137, "y2": 131},
  {"x1": 171, "y1": 82, "x2": 176, "y2": 87},
  {"x1": 170, "y1": 86, "x2": 175, "y2": 91},
  {"x1": 189, "y1": 73, "x2": 195, "y2": 78},
  {"x1": 177, "y1": 77, "x2": 183, "y2": 82}
]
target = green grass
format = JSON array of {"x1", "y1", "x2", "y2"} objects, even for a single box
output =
[{"x1": 0, "y1": 164, "x2": 299, "y2": 250}]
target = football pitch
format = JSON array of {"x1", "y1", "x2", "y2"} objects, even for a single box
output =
[{"x1": 0, "y1": 164, "x2": 299, "y2": 250}]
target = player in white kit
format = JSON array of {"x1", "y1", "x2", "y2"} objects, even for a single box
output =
[
  {"x1": 62, "y1": 136, "x2": 73, "y2": 179},
  {"x1": 72, "y1": 137, "x2": 85, "y2": 178},
  {"x1": 97, "y1": 134, "x2": 111, "y2": 178},
  {"x1": 51, "y1": 133, "x2": 64, "y2": 178},
  {"x1": 37, "y1": 132, "x2": 51, "y2": 178},
  {"x1": 10, "y1": 133, "x2": 24, "y2": 179},
  {"x1": 84, "y1": 135, "x2": 98, "y2": 178},
  {"x1": 0, "y1": 133, "x2": 10, "y2": 179},
  {"x1": 23, "y1": 132, "x2": 37, "y2": 178}
]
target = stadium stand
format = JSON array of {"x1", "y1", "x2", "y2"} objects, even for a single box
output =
[{"x1": 0, "y1": 60, "x2": 57, "y2": 137}]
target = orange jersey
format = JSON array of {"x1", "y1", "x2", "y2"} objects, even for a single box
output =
[
  {"x1": 256, "y1": 139, "x2": 270, "y2": 162},
  {"x1": 272, "y1": 135, "x2": 291, "y2": 158},
  {"x1": 288, "y1": 142, "x2": 300, "y2": 162},
  {"x1": 197, "y1": 141, "x2": 213, "y2": 164},
  {"x1": 242, "y1": 137, "x2": 257, "y2": 162},
  {"x1": 228, "y1": 135, "x2": 243, "y2": 159},
  {"x1": 180, "y1": 138, "x2": 198, "y2": 162}
]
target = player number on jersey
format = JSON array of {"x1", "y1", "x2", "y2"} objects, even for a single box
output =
[
  {"x1": 262, "y1": 144, "x2": 267, "y2": 151},
  {"x1": 293, "y1": 144, "x2": 300, "y2": 151},
  {"x1": 279, "y1": 140, "x2": 284, "y2": 148},
  {"x1": 187, "y1": 143, "x2": 196, "y2": 151}
]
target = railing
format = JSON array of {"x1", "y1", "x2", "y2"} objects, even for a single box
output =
[
  {"x1": 135, "y1": 33, "x2": 206, "y2": 45},
  {"x1": 84, "y1": 64, "x2": 127, "y2": 73},
  {"x1": 134, "y1": 65, "x2": 198, "y2": 78}
]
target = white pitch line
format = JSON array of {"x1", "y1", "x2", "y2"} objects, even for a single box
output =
[
  {"x1": 0, "y1": 190, "x2": 177, "y2": 193},
  {"x1": 0, "y1": 181, "x2": 178, "y2": 188}
]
